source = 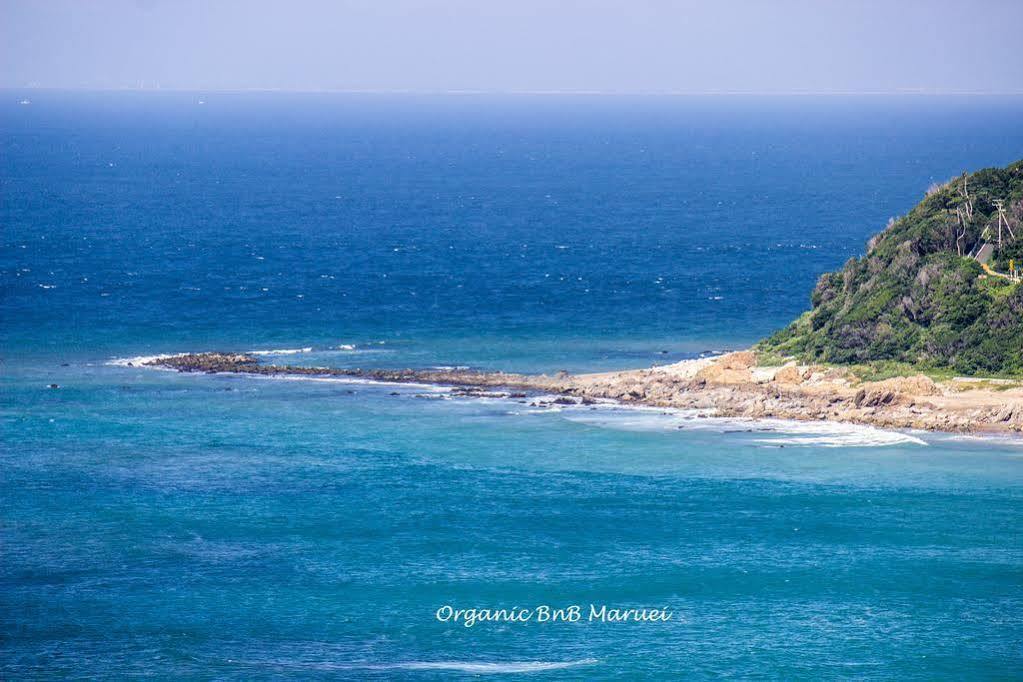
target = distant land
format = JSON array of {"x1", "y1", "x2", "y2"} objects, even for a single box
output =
[{"x1": 140, "y1": 161, "x2": 1023, "y2": 435}]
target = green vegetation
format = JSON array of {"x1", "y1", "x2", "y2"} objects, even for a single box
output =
[
  {"x1": 843, "y1": 361, "x2": 957, "y2": 384},
  {"x1": 758, "y1": 160, "x2": 1023, "y2": 377}
]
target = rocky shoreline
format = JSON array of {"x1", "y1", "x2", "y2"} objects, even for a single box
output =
[{"x1": 145, "y1": 351, "x2": 1023, "y2": 434}]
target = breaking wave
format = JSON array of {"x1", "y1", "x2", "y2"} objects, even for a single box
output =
[
  {"x1": 106, "y1": 353, "x2": 182, "y2": 368},
  {"x1": 561, "y1": 407, "x2": 928, "y2": 448},
  {"x1": 248, "y1": 347, "x2": 313, "y2": 356}
]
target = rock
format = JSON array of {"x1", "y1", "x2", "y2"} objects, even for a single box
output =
[
  {"x1": 773, "y1": 364, "x2": 806, "y2": 385},
  {"x1": 850, "y1": 375, "x2": 940, "y2": 410},
  {"x1": 718, "y1": 351, "x2": 757, "y2": 370},
  {"x1": 992, "y1": 404, "x2": 1023, "y2": 425},
  {"x1": 868, "y1": 374, "x2": 941, "y2": 396},
  {"x1": 695, "y1": 363, "x2": 753, "y2": 385},
  {"x1": 148, "y1": 352, "x2": 260, "y2": 373},
  {"x1": 140, "y1": 350, "x2": 1017, "y2": 436},
  {"x1": 854, "y1": 388, "x2": 901, "y2": 408},
  {"x1": 747, "y1": 399, "x2": 766, "y2": 418}
]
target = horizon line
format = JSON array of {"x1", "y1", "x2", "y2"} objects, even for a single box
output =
[{"x1": 6, "y1": 86, "x2": 1023, "y2": 97}]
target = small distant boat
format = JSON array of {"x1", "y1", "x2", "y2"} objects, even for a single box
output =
[{"x1": 19, "y1": 99, "x2": 30, "y2": 105}]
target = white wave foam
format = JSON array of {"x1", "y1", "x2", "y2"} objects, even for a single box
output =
[
  {"x1": 328, "y1": 344, "x2": 394, "y2": 354},
  {"x1": 248, "y1": 347, "x2": 313, "y2": 356},
  {"x1": 926, "y1": 430, "x2": 1023, "y2": 449},
  {"x1": 388, "y1": 659, "x2": 599, "y2": 674},
  {"x1": 236, "y1": 372, "x2": 452, "y2": 392},
  {"x1": 106, "y1": 353, "x2": 181, "y2": 368},
  {"x1": 562, "y1": 407, "x2": 928, "y2": 448},
  {"x1": 238, "y1": 658, "x2": 599, "y2": 675},
  {"x1": 754, "y1": 419, "x2": 929, "y2": 448},
  {"x1": 105, "y1": 350, "x2": 448, "y2": 392}
]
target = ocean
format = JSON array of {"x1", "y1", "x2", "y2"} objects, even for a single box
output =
[{"x1": 2, "y1": 92, "x2": 1022, "y2": 678}]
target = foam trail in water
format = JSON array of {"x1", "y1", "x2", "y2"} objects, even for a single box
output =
[
  {"x1": 322, "y1": 344, "x2": 392, "y2": 354},
  {"x1": 231, "y1": 658, "x2": 599, "y2": 675},
  {"x1": 248, "y1": 347, "x2": 313, "y2": 356},
  {"x1": 106, "y1": 353, "x2": 181, "y2": 368},
  {"x1": 562, "y1": 407, "x2": 928, "y2": 448},
  {"x1": 753, "y1": 419, "x2": 929, "y2": 448},
  {"x1": 238, "y1": 372, "x2": 452, "y2": 392},
  {"x1": 391, "y1": 659, "x2": 600, "y2": 673},
  {"x1": 926, "y1": 431, "x2": 1023, "y2": 450}
]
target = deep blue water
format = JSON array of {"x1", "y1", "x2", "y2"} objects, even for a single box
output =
[{"x1": 2, "y1": 93, "x2": 1022, "y2": 679}]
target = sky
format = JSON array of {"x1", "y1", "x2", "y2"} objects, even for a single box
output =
[{"x1": 2, "y1": 0, "x2": 1022, "y2": 94}]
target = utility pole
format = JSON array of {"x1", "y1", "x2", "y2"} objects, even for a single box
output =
[{"x1": 993, "y1": 200, "x2": 1016, "y2": 248}]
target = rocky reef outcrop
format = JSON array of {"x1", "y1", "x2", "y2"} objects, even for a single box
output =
[{"x1": 145, "y1": 351, "x2": 1022, "y2": 434}]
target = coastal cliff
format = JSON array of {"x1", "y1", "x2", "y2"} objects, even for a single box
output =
[{"x1": 759, "y1": 160, "x2": 1023, "y2": 376}]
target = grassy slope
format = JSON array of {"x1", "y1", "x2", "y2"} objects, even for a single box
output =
[{"x1": 759, "y1": 160, "x2": 1023, "y2": 377}]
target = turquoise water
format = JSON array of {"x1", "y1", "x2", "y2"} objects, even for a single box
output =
[{"x1": 2, "y1": 93, "x2": 1022, "y2": 678}]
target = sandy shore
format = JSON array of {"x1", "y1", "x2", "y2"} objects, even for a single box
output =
[{"x1": 145, "y1": 351, "x2": 1023, "y2": 434}]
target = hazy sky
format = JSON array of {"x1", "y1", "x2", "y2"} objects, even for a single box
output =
[{"x1": 2, "y1": 0, "x2": 1022, "y2": 94}]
